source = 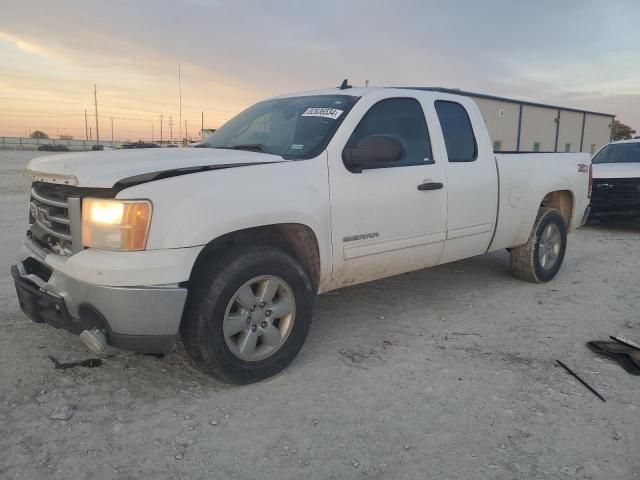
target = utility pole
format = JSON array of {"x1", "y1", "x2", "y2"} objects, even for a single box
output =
[
  {"x1": 184, "y1": 120, "x2": 188, "y2": 143},
  {"x1": 160, "y1": 114, "x2": 164, "y2": 143},
  {"x1": 201, "y1": 111, "x2": 204, "y2": 140},
  {"x1": 111, "y1": 116, "x2": 114, "y2": 142},
  {"x1": 151, "y1": 123, "x2": 154, "y2": 142},
  {"x1": 169, "y1": 116, "x2": 173, "y2": 143},
  {"x1": 93, "y1": 84, "x2": 100, "y2": 146},
  {"x1": 178, "y1": 62, "x2": 182, "y2": 142},
  {"x1": 84, "y1": 110, "x2": 88, "y2": 140},
  {"x1": 89, "y1": 126, "x2": 92, "y2": 140}
]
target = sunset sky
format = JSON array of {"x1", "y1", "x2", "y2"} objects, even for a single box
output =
[{"x1": 1, "y1": 0, "x2": 639, "y2": 141}]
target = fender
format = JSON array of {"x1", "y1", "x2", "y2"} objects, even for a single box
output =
[{"x1": 116, "y1": 154, "x2": 333, "y2": 290}]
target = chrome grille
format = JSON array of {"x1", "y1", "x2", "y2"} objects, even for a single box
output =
[
  {"x1": 29, "y1": 182, "x2": 82, "y2": 255},
  {"x1": 592, "y1": 177, "x2": 640, "y2": 207},
  {"x1": 28, "y1": 182, "x2": 118, "y2": 256}
]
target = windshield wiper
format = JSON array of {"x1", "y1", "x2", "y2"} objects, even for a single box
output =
[{"x1": 217, "y1": 144, "x2": 268, "y2": 153}]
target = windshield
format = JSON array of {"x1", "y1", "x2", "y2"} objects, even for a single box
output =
[
  {"x1": 593, "y1": 142, "x2": 640, "y2": 164},
  {"x1": 205, "y1": 95, "x2": 358, "y2": 159}
]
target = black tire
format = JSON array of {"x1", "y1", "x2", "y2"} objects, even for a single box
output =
[
  {"x1": 181, "y1": 246, "x2": 314, "y2": 384},
  {"x1": 510, "y1": 207, "x2": 567, "y2": 283}
]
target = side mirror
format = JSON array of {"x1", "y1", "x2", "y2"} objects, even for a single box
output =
[{"x1": 342, "y1": 135, "x2": 405, "y2": 173}]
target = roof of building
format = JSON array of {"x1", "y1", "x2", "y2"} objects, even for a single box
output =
[
  {"x1": 273, "y1": 84, "x2": 616, "y2": 118},
  {"x1": 397, "y1": 87, "x2": 615, "y2": 118}
]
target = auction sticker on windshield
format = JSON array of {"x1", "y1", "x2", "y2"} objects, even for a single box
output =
[{"x1": 301, "y1": 107, "x2": 343, "y2": 120}]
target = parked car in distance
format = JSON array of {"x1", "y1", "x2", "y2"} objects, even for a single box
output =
[
  {"x1": 91, "y1": 145, "x2": 104, "y2": 151},
  {"x1": 120, "y1": 141, "x2": 161, "y2": 149},
  {"x1": 590, "y1": 139, "x2": 640, "y2": 220},
  {"x1": 38, "y1": 144, "x2": 69, "y2": 152},
  {"x1": 14, "y1": 85, "x2": 592, "y2": 384}
]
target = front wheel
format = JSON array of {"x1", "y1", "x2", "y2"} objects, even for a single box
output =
[
  {"x1": 510, "y1": 207, "x2": 567, "y2": 283},
  {"x1": 181, "y1": 246, "x2": 314, "y2": 384}
]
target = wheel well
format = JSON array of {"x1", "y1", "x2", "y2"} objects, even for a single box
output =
[
  {"x1": 189, "y1": 224, "x2": 321, "y2": 292},
  {"x1": 540, "y1": 191, "x2": 573, "y2": 226}
]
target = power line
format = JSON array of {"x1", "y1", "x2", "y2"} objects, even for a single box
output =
[
  {"x1": 0, "y1": 113, "x2": 86, "y2": 117},
  {"x1": 0, "y1": 85, "x2": 92, "y2": 95},
  {"x1": 0, "y1": 96, "x2": 90, "y2": 106},
  {"x1": 0, "y1": 79, "x2": 240, "y2": 139},
  {"x1": 0, "y1": 96, "x2": 181, "y2": 115},
  {"x1": 93, "y1": 84, "x2": 100, "y2": 146},
  {"x1": 178, "y1": 62, "x2": 182, "y2": 141}
]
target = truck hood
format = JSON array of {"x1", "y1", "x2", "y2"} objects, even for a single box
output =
[
  {"x1": 592, "y1": 162, "x2": 640, "y2": 179},
  {"x1": 25, "y1": 148, "x2": 288, "y2": 188}
]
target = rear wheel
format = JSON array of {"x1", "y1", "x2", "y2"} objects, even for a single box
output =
[
  {"x1": 510, "y1": 207, "x2": 567, "y2": 283},
  {"x1": 181, "y1": 246, "x2": 314, "y2": 384}
]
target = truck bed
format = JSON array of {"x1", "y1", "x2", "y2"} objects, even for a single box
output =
[{"x1": 489, "y1": 153, "x2": 590, "y2": 251}]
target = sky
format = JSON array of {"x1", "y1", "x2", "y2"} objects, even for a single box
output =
[{"x1": 1, "y1": 0, "x2": 639, "y2": 141}]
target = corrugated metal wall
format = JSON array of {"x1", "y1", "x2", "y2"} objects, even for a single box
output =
[
  {"x1": 519, "y1": 105, "x2": 558, "y2": 152},
  {"x1": 471, "y1": 96, "x2": 613, "y2": 154},
  {"x1": 583, "y1": 115, "x2": 613, "y2": 154}
]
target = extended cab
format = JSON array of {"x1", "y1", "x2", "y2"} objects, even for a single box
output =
[{"x1": 13, "y1": 86, "x2": 591, "y2": 383}]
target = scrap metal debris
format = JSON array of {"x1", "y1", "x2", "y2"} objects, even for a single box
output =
[
  {"x1": 587, "y1": 340, "x2": 640, "y2": 376},
  {"x1": 610, "y1": 334, "x2": 640, "y2": 351},
  {"x1": 556, "y1": 360, "x2": 606, "y2": 403}
]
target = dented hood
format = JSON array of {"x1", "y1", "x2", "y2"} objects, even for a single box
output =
[{"x1": 25, "y1": 147, "x2": 287, "y2": 188}]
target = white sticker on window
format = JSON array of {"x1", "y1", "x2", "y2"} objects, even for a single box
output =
[{"x1": 301, "y1": 107, "x2": 344, "y2": 120}]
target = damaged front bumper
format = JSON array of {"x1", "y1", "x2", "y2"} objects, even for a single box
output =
[{"x1": 12, "y1": 238, "x2": 195, "y2": 354}]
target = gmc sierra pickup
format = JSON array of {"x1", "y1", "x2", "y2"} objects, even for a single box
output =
[{"x1": 13, "y1": 85, "x2": 591, "y2": 383}]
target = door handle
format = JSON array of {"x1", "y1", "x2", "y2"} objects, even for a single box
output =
[{"x1": 417, "y1": 182, "x2": 444, "y2": 191}]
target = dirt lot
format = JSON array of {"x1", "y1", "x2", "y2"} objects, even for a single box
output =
[{"x1": 1, "y1": 150, "x2": 639, "y2": 479}]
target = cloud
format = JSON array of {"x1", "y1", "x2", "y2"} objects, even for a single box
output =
[
  {"x1": 1, "y1": 0, "x2": 639, "y2": 132},
  {"x1": 0, "y1": 31, "x2": 54, "y2": 58}
]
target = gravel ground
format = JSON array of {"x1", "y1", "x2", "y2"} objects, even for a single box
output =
[{"x1": 1, "y1": 150, "x2": 639, "y2": 480}]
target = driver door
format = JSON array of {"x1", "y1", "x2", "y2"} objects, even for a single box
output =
[{"x1": 327, "y1": 93, "x2": 447, "y2": 289}]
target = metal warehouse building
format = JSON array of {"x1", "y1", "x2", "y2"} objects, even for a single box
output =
[{"x1": 418, "y1": 88, "x2": 615, "y2": 155}]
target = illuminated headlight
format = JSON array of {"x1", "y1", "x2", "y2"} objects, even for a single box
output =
[{"x1": 82, "y1": 198, "x2": 152, "y2": 251}]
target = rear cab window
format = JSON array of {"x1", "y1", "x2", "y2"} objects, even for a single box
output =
[{"x1": 434, "y1": 101, "x2": 477, "y2": 162}]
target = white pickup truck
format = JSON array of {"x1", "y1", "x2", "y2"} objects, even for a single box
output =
[
  {"x1": 13, "y1": 85, "x2": 591, "y2": 383},
  {"x1": 589, "y1": 139, "x2": 640, "y2": 220}
]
